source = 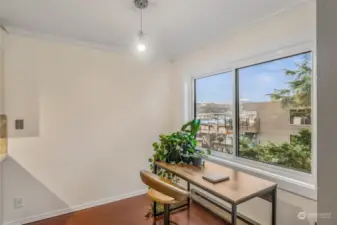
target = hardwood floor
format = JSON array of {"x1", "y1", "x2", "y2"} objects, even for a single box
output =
[{"x1": 27, "y1": 194, "x2": 229, "y2": 225}]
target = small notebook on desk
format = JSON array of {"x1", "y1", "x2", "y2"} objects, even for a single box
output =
[{"x1": 202, "y1": 173, "x2": 230, "y2": 184}]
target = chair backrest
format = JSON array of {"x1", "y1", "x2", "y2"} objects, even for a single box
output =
[{"x1": 140, "y1": 170, "x2": 189, "y2": 202}]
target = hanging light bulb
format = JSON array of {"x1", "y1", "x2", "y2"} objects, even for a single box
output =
[
  {"x1": 137, "y1": 31, "x2": 146, "y2": 52},
  {"x1": 134, "y1": 0, "x2": 148, "y2": 53},
  {"x1": 137, "y1": 43, "x2": 146, "y2": 52}
]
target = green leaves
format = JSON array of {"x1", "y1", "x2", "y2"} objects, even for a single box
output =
[
  {"x1": 150, "y1": 130, "x2": 197, "y2": 166},
  {"x1": 148, "y1": 119, "x2": 210, "y2": 184},
  {"x1": 149, "y1": 119, "x2": 209, "y2": 169},
  {"x1": 152, "y1": 142, "x2": 159, "y2": 150},
  {"x1": 291, "y1": 128, "x2": 311, "y2": 149},
  {"x1": 181, "y1": 119, "x2": 201, "y2": 136},
  {"x1": 239, "y1": 129, "x2": 312, "y2": 173},
  {"x1": 267, "y1": 56, "x2": 312, "y2": 109}
]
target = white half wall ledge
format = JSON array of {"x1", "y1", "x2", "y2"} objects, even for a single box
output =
[{"x1": 4, "y1": 189, "x2": 147, "y2": 225}]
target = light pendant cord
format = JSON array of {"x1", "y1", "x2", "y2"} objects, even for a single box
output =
[{"x1": 140, "y1": 8, "x2": 143, "y2": 34}]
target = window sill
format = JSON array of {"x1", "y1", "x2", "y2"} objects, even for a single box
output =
[
  {"x1": 289, "y1": 124, "x2": 311, "y2": 127},
  {"x1": 207, "y1": 154, "x2": 316, "y2": 200}
]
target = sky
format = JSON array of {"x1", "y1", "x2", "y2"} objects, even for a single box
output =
[{"x1": 196, "y1": 52, "x2": 312, "y2": 104}]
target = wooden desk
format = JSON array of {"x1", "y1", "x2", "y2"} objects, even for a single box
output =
[{"x1": 154, "y1": 161, "x2": 277, "y2": 225}]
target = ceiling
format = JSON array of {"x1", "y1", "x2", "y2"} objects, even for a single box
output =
[{"x1": 0, "y1": 0, "x2": 309, "y2": 60}]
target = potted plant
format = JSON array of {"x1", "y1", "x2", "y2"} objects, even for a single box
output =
[
  {"x1": 149, "y1": 119, "x2": 212, "y2": 172},
  {"x1": 191, "y1": 152, "x2": 203, "y2": 167},
  {"x1": 167, "y1": 147, "x2": 181, "y2": 163},
  {"x1": 190, "y1": 149, "x2": 211, "y2": 167},
  {"x1": 150, "y1": 119, "x2": 202, "y2": 166},
  {"x1": 181, "y1": 153, "x2": 191, "y2": 164}
]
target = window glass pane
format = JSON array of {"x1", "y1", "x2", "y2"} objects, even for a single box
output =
[
  {"x1": 238, "y1": 52, "x2": 312, "y2": 173},
  {"x1": 195, "y1": 72, "x2": 233, "y2": 154}
]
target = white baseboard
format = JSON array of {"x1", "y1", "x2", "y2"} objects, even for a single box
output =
[{"x1": 5, "y1": 189, "x2": 147, "y2": 225}]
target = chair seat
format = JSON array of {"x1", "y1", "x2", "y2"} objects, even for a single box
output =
[{"x1": 147, "y1": 189, "x2": 181, "y2": 205}]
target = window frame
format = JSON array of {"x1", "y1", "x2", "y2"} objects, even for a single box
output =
[
  {"x1": 191, "y1": 43, "x2": 316, "y2": 199},
  {"x1": 289, "y1": 108, "x2": 312, "y2": 126}
]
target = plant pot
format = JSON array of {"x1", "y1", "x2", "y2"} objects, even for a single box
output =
[
  {"x1": 191, "y1": 157, "x2": 203, "y2": 167},
  {"x1": 181, "y1": 155, "x2": 191, "y2": 164},
  {"x1": 167, "y1": 150, "x2": 181, "y2": 163}
]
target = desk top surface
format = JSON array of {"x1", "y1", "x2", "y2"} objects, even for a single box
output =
[{"x1": 155, "y1": 161, "x2": 277, "y2": 204}]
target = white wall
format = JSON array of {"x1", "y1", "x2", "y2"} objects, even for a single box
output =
[
  {"x1": 0, "y1": 28, "x2": 4, "y2": 114},
  {"x1": 2, "y1": 34, "x2": 173, "y2": 224},
  {"x1": 317, "y1": 0, "x2": 337, "y2": 224},
  {"x1": 0, "y1": 27, "x2": 5, "y2": 225},
  {"x1": 171, "y1": 2, "x2": 317, "y2": 225}
]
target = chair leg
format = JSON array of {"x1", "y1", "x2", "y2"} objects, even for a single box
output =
[
  {"x1": 163, "y1": 204, "x2": 179, "y2": 225},
  {"x1": 163, "y1": 204, "x2": 170, "y2": 225}
]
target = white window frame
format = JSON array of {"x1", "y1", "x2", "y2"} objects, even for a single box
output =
[{"x1": 191, "y1": 42, "x2": 317, "y2": 200}]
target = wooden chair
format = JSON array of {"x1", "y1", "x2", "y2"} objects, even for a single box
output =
[{"x1": 140, "y1": 170, "x2": 189, "y2": 225}]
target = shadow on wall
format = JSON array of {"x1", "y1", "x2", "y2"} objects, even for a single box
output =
[{"x1": 2, "y1": 157, "x2": 69, "y2": 224}]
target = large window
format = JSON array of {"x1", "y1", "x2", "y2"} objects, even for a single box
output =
[{"x1": 194, "y1": 52, "x2": 313, "y2": 173}]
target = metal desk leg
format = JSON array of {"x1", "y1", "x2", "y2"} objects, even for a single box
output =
[
  {"x1": 271, "y1": 188, "x2": 277, "y2": 225},
  {"x1": 232, "y1": 204, "x2": 237, "y2": 225},
  {"x1": 153, "y1": 163, "x2": 158, "y2": 217},
  {"x1": 187, "y1": 182, "x2": 190, "y2": 207}
]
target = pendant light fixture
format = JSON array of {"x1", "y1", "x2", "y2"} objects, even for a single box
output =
[{"x1": 134, "y1": 0, "x2": 148, "y2": 53}]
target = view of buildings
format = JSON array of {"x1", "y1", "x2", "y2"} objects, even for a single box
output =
[{"x1": 196, "y1": 101, "x2": 311, "y2": 154}]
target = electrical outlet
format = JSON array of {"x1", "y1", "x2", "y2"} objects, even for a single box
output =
[
  {"x1": 15, "y1": 119, "x2": 24, "y2": 130},
  {"x1": 14, "y1": 197, "x2": 24, "y2": 209}
]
